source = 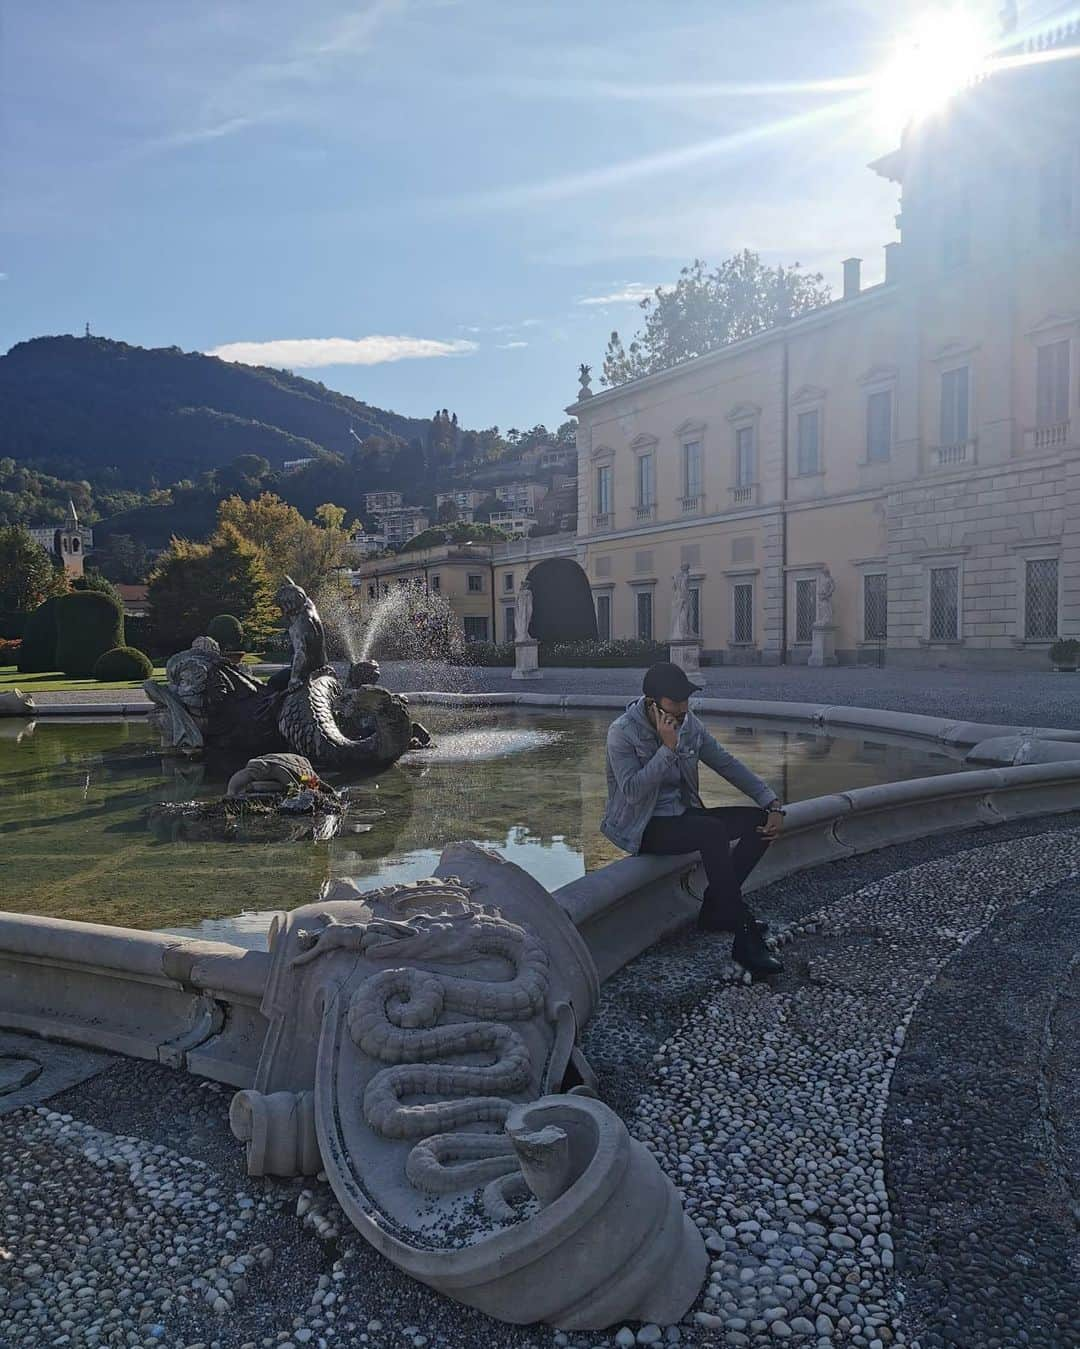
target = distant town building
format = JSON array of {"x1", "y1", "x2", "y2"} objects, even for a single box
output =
[
  {"x1": 115, "y1": 583, "x2": 150, "y2": 618},
  {"x1": 495, "y1": 481, "x2": 546, "y2": 513},
  {"x1": 282, "y1": 457, "x2": 316, "y2": 472},
  {"x1": 375, "y1": 506, "x2": 430, "y2": 548},
  {"x1": 488, "y1": 511, "x2": 535, "y2": 540},
  {"x1": 28, "y1": 501, "x2": 92, "y2": 578},
  {"x1": 364, "y1": 490, "x2": 404, "y2": 514},
  {"x1": 347, "y1": 528, "x2": 389, "y2": 559},
  {"x1": 435, "y1": 489, "x2": 485, "y2": 522}
]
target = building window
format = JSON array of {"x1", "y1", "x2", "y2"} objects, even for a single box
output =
[
  {"x1": 595, "y1": 592, "x2": 611, "y2": 641},
  {"x1": 397, "y1": 577, "x2": 409, "y2": 588},
  {"x1": 463, "y1": 616, "x2": 489, "y2": 642},
  {"x1": 1036, "y1": 340, "x2": 1070, "y2": 427},
  {"x1": 635, "y1": 590, "x2": 653, "y2": 641},
  {"x1": 636, "y1": 453, "x2": 655, "y2": 508},
  {"x1": 733, "y1": 583, "x2": 754, "y2": 644},
  {"x1": 595, "y1": 465, "x2": 613, "y2": 516},
  {"x1": 431, "y1": 574, "x2": 441, "y2": 591},
  {"x1": 504, "y1": 572, "x2": 514, "y2": 592},
  {"x1": 940, "y1": 366, "x2": 969, "y2": 445},
  {"x1": 71, "y1": 538, "x2": 80, "y2": 552},
  {"x1": 795, "y1": 578, "x2": 817, "y2": 643},
  {"x1": 863, "y1": 573, "x2": 888, "y2": 641},
  {"x1": 942, "y1": 193, "x2": 969, "y2": 270},
  {"x1": 687, "y1": 585, "x2": 701, "y2": 637},
  {"x1": 1039, "y1": 154, "x2": 1073, "y2": 238},
  {"x1": 467, "y1": 573, "x2": 484, "y2": 593},
  {"x1": 682, "y1": 440, "x2": 703, "y2": 500},
  {"x1": 504, "y1": 605, "x2": 516, "y2": 643},
  {"x1": 1024, "y1": 558, "x2": 1059, "y2": 640},
  {"x1": 929, "y1": 566, "x2": 960, "y2": 641},
  {"x1": 735, "y1": 426, "x2": 755, "y2": 486},
  {"x1": 367, "y1": 584, "x2": 377, "y2": 599},
  {"x1": 796, "y1": 410, "x2": 820, "y2": 475},
  {"x1": 866, "y1": 389, "x2": 893, "y2": 461}
]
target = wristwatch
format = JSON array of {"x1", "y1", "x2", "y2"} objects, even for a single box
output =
[{"x1": 766, "y1": 802, "x2": 786, "y2": 816}]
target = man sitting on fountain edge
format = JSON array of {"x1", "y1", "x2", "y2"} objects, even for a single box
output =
[{"x1": 601, "y1": 662, "x2": 785, "y2": 977}]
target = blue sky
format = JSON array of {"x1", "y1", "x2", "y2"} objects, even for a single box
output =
[{"x1": 0, "y1": 0, "x2": 1047, "y2": 432}]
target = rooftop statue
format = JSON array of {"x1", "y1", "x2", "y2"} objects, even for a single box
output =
[{"x1": 144, "y1": 579, "x2": 428, "y2": 770}]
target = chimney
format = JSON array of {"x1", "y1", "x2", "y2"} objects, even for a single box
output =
[
  {"x1": 884, "y1": 241, "x2": 901, "y2": 284},
  {"x1": 842, "y1": 257, "x2": 862, "y2": 300}
]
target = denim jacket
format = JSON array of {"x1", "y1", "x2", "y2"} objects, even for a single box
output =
[{"x1": 600, "y1": 697, "x2": 778, "y2": 854}]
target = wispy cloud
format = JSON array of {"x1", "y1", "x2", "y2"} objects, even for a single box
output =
[
  {"x1": 497, "y1": 340, "x2": 528, "y2": 349},
  {"x1": 449, "y1": 97, "x2": 858, "y2": 210},
  {"x1": 488, "y1": 73, "x2": 871, "y2": 104},
  {"x1": 207, "y1": 335, "x2": 478, "y2": 369},
  {"x1": 152, "y1": 0, "x2": 407, "y2": 152},
  {"x1": 576, "y1": 283, "x2": 655, "y2": 306}
]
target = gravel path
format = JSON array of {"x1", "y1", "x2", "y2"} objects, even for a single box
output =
[
  {"x1": 25, "y1": 662, "x2": 1080, "y2": 731},
  {"x1": 3, "y1": 817, "x2": 1079, "y2": 1349}
]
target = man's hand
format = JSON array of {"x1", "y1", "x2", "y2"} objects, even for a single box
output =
[
  {"x1": 758, "y1": 807, "x2": 784, "y2": 842},
  {"x1": 653, "y1": 706, "x2": 680, "y2": 751}
]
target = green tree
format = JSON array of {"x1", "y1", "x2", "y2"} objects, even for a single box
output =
[
  {"x1": 0, "y1": 525, "x2": 67, "y2": 614},
  {"x1": 436, "y1": 499, "x2": 460, "y2": 524},
  {"x1": 600, "y1": 251, "x2": 831, "y2": 386},
  {"x1": 91, "y1": 533, "x2": 152, "y2": 584},
  {"x1": 71, "y1": 572, "x2": 123, "y2": 605},
  {"x1": 148, "y1": 525, "x2": 276, "y2": 653}
]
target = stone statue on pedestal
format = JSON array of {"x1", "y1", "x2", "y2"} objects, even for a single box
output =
[
  {"x1": 816, "y1": 566, "x2": 836, "y2": 627},
  {"x1": 670, "y1": 563, "x2": 693, "y2": 641},
  {"x1": 515, "y1": 579, "x2": 534, "y2": 641}
]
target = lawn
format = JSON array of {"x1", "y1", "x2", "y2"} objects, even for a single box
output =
[{"x1": 0, "y1": 665, "x2": 165, "y2": 692}]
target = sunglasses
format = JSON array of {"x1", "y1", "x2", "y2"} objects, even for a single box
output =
[{"x1": 646, "y1": 699, "x2": 687, "y2": 724}]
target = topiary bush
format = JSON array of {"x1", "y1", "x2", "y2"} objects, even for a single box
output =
[
  {"x1": 17, "y1": 596, "x2": 63, "y2": 673},
  {"x1": 93, "y1": 645, "x2": 153, "y2": 682},
  {"x1": 54, "y1": 590, "x2": 125, "y2": 678},
  {"x1": 207, "y1": 613, "x2": 244, "y2": 650}
]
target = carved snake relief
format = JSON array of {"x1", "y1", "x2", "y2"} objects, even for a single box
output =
[{"x1": 345, "y1": 914, "x2": 551, "y2": 1196}]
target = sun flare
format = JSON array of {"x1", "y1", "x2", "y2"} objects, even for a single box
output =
[{"x1": 873, "y1": 7, "x2": 995, "y2": 138}]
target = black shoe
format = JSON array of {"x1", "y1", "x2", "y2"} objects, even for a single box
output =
[{"x1": 732, "y1": 920, "x2": 783, "y2": 977}]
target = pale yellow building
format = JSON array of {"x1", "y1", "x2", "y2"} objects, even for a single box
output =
[{"x1": 566, "y1": 26, "x2": 1080, "y2": 669}]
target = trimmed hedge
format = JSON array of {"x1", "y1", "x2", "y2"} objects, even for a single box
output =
[
  {"x1": 93, "y1": 645, "x2": 154, "y2": 681},
  {"x1": 466, "y1": 641, "x2": 514, "y2": 667},
  {"x1": 54, "y1": 590, "x2": 125, "y2": 678},
  {"x1": 0, "y1": 611, "x2": 26, "y2": 641},
  {"x1": 540, "y1": 638, "x2": 669, "y2": 668},
  {"x1": 16, "y1": 596, "x2": 62, "y2": 673},
  {"x1": 207, "y1": 613, "x2": 244, "y2": 650}
]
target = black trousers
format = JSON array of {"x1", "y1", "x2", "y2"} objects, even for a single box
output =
[{"x1": 639, "y1": 806, "x2": 770, "y2": 929}]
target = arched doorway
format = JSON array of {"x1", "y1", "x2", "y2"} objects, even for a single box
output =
[{"x1": 525, "y1": 557, "x2": 598, "y2": 643}]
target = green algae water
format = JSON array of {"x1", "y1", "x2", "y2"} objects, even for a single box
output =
[{"x1": 0, "y1": 707, "x2": 966, "y2": 945}]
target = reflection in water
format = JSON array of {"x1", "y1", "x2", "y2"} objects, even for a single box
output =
[{"x1": 0, "y1": 709, "x2": 969, "y2": 942}]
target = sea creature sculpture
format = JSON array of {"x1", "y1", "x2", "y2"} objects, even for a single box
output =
[{"x1": 144, "y1": 582, "x2": 427, "y2": 769}]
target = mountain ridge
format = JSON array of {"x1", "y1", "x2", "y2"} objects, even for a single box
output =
[{"x1": 0, "y1": 334, "x2": 437, "y2": 485}]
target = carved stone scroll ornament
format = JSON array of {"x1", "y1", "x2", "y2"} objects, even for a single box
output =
[{"x1": 230, "y1": 842, "x2": 706, "y2": 1329}]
